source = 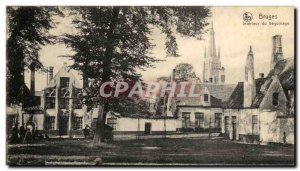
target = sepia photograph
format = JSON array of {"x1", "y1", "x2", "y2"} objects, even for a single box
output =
[{"x1": 5, "y1": 6, "x2": 295, "y2": 166}]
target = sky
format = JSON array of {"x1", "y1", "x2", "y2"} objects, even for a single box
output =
[{"x1": 24, "y1": 7, "x2": 294, "y2": 91}]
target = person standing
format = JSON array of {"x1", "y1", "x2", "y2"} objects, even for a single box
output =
[
  {"x1": 283, "y1": 132, "x2": 287, "y2": 144},
  {"x1": 23, "y1": 129, "x2": 32, "y2": 144},
  {"x1": 19, "y1": 125, "x2": 26, "y2": 143},
  {"x1": 10, "y1": 124, "x2": 19, "y2": 144},
  {"x1": 83, "y1": 125, "x2": 90, "y2": 139}
]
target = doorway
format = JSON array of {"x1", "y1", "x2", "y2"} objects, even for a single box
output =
[
  {"x1": 232, "y1": 116, "x2": 237, "y2": 140},
  {"x1": 59, "y1": 115, "x2": 69, "y2": 136},
  {"x1": 145, "y1": 123, "x2": 151, "y2": 135}
]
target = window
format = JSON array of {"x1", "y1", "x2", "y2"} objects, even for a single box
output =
[
  {"x1": 273, "y1": 92, "x2": 279, "y2": 106},
  {"x1": 221, "y1": 75, "x2": 225, "y2": 83},
  {"x1": 73, "y1": 98, "x2": 82, "y2": 109},
  {"x1": 224, "y1": 116, "x2": 229, "y2": 133},
  {"x1": 91, "y1": 118, "x2": 98, "y2": 130},
  {"x1": 214, "y1": 113, "x2": 222, "y2": 129},
  {"x1": 182, "y1": 112, "x2": 190, "y2": 128},
  {"x1": 209, "y1": 78, "x2": 213, "y2": 82},
  {"x1": 46, "y1": 97, "x2": 55, "y2": 109},
  {"x1": 46, "y1": 116, "x2": 55, "y2": 130},
  {"x1": 34, "y1": 96, "x2": 41, "y2": 106},
  {"x1": 73, "y1": 117, "x2": 83, "y2": 130},
  {"x1": 107, "y1": 118, "x2": 117, "y2": 130},
  {"x1": 195, "y1": 112, "x2": 204, "y2": 128},
  {"x1": 252, "y1": 115, "x2": 258, "y2": 135},
  {"x1": 204, "y1": 94, "x2": 209, "y2": 102},
  {"x1": 60, "y1": 77, "x2": 70, "y2": 88},
  {"x1": 59, "y1": 98, "x2": 69, "y2": 109}
]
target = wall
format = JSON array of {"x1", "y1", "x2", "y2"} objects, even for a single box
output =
[
  {"x1": 260, "y1": 111, "x2": 294, "y2": 144},
  {"x1": 223, "y1": 108, "x2": 260, "y2": 141},
  {"x1": 105, "y1": 113, "x2": 179, "y2": 134},
  {"x1": 224, "y1": 109, "x2": 294, "y2": 144},
  {"x1": 177, "y1": 107, "x2": 223, "y2": 129}
]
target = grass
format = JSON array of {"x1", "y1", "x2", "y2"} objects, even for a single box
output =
[{"x1": 7, "y1": 138, "x2": 295, "y2": 166}]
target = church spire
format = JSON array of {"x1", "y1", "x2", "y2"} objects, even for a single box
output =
[
  {"x1": 218, "y1": 47, "x2": 220, "y2": 58},
  {"x1": 204, "y1": 47, "x2": 206, "y2": 58},
  {"x1": 207, "y1": 22, "x2": 217, "y2": 57}
]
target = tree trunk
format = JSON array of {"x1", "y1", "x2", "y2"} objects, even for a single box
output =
[
  {"x1": 93, "y1": 103, "x2": 104, "y2": 144},
  {"x1": 93, "y1": 7, "x2": 120, "y2": 145}
]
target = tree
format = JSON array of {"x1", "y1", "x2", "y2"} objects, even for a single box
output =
[
  {"x1": 6, "y1": 7, "x2": 63, "y2": 105},
  {"x1": 61, "y1": 6, "x2": 210, "y2": 144},
  {"x1": 174, "y1": 62, "x2": 198, "y2": 81},
  {"x1": 156, "y1": 76, "x2": 171, "y2": 82}
]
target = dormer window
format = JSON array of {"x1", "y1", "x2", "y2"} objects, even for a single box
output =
[
  {"x1": 204, "y1": 94, "x2": 209, "y2": 102},
  {"x1": 272, "y1": 92, "x2": 279, "y2": 106},
  {"x1": 60, "y1": 77, "x2": 70, "y2": 88}
]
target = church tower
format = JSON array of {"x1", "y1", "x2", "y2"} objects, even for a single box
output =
[
  {"x1": 244, "y1": 46, "x2": 256, "y2": 108},
  {"x1": 270, "y1": 35, "x2": 284, "y2": 69},
  {"x1": 203, "y1": 23, "x2": 225, "y2": 84}
]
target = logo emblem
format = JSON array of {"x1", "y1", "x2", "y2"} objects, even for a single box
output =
[{"x1": 243, "y1": 12, "x2": 253, "y2": 22}]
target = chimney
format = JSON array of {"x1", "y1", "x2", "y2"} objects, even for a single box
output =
[
  {"x1": 259, "y1": 73, "x2": 264, "y2": 78},
  {"x1": 244, "y1": 46, "x2": 256, "y2": 108},
  {"x1": 48, "y1": 66, "x2": 54, "y2": 83},
  {"x1": 271, "y1": 35, "x2": 284, "y2": 69},
  {"x1": 30, "y1": 62, "x2": 36, "y2": 94},
  {"x1": 171, "y1": 69, "x2": 176, "y2": 82}
]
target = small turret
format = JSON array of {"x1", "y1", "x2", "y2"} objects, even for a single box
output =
[{"x1": 244, "y1": 46, "x2": 256, "y2": 107}]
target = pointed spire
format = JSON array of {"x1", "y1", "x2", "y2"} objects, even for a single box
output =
[
  {"x1": 207, "y1": 22, "x2": 216, "y2": 57},
  {"x1": 218, "y1": 47, "x2": 220, "y2": 58},
  {"x1": 204, "y1": 47, "x2": 206, "y2": 58},
  {"x1": 248, "y1": 45, "x2": 253, "y2": 55}
]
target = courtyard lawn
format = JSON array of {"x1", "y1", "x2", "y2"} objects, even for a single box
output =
[{"x1": 7, "y1": 138, "x2": 295, "y2": 166}]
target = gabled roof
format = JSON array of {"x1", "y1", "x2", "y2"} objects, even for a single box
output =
[
  {"x1": 224, "y1": 78, "x2": 273, "y2": 109},
  {"x1": 200, "y1": 83, "x2": 236, "y2": 102},
  {"x1": 224, "y1": 82, "x2": 244, "y2": 108},
  {"x1": 252, "y1": 78, "x2": 273, "y2": 107},
  {"x1": 176, "y1": 95, "x2": 222, "y2": 107},
  {"x1": 268, "y1": 57, "x2": 294, "y2": 90},
  {"x1": 168, "y1": 82, "x2": 235, "y2": 107},
  {"x1": 163, "y1": 80, "x2": 236, "y2": 102},
  {"x1": 44, "y1": 63, "x2": 82, "y2": 90},
  {"x1": 224, "y1": 57, "x2": 294, "y2": 109}
]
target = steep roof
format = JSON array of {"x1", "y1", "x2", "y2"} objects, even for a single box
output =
[
  {"x1": 224, "y1": 78, "x2": 273, "y2": 108},
  {"x1": 224, "y1": 82, "x2": 244, "y2": 108},
  {"x1": 224, "y1": 57, "x2": 294, "y2": 109},
  {"x1": 44, "y1": 63, "x2": 82, "y2": 90},
  {"x1": 176, "y1": 95, "x2": 222, "y2": 107},
  {"x1": 171, "y1": 82, "x2": 236, "y2": 100},
  {"x1": 268, "y1": 57, "x2": 294, "y2": 90},
  {"x1": 200, "y1": 83, "x2": 236, "y2": 102},
  {"x1": 168, "y1": 82, "x2": 235, "y2": 107},
  {"x1": 252, "y1": 78, "x2": 273, "y2": 107}
]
